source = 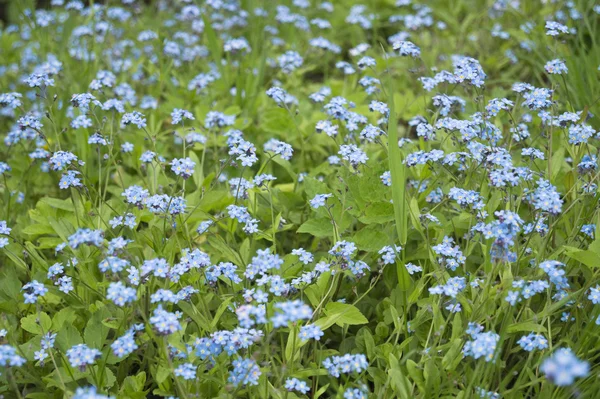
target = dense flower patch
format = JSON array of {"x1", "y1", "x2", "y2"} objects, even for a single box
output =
[{"x1": 0, "y1": 0, "x2": 600, "y2": 398}]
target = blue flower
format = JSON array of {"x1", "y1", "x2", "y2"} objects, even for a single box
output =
[
  {"x1": 545, "y1": 21, "x2": 569, "y2": 36},
  {"x1": 59, "y1": 170, "x2": 83, "y2": 189},
  {"x1": 568, "y1": 124, "x2": 596, "y2": 145},
  {"x1": 344, "y1": 388, "x2": 368, "y2": 399},
  {"x1": 299, "y1": 324, "x2": 323, "y2": 341},
  {"x1": 523, "y1": 87, "x2": 553, "y2": 110},
  {"x1": 22, "y1": 280, "x2": 48, "y2": 304},
  {"x1": 68, "y1": 228, "x2": 104, "y2": 249},
  {"x1": 285, "y1": 377, "x2": 310, "y2": 394},
  {"x1": 541, "y1": 348, "x2": 589, "y2": 386},
  {"x1": 171, "y1": 108, "x2": 194, "y2": 124},
  {"x1": 323, "y1": 354, "x2": 368, "y2": 377},
  {"x1": 291, "y1": 248, "x2": 314, "y2": 264},
  {"x1": 224, "y1": 37, "x2": 251, "y2": 54},
  {"x1": 0, "y1": 344, "x2": 26, "y2": 367},
  {"x1": 66, "y1": 344, "x2": 101, "y2": 370},
  {"x1": 545, "y1": 59, "x2": 568, "y2": 74},
  {"x1": 107, "y1": 282, "x2": 137, "y2": 306},
  {"x1": 310, "y1": 193, "x2": 332, "y2": 209},
  {"x1": 122, "y1": 185, "x2": 149, "y2": 208},
  {"x1": 278, "y1": 51, "x2": 303, "y2": 73},
  {"x1": 149, "y1": 305, "x2": 181, "y2": 335},
  {"x1": 271, "y1": 300, "x2": 312, "y2": 327},
  {"x1": 463, "y1": 329, "x2": 500, "y2": 362},
  {"x1": 197, "y1": 220, "x2": 213, "y2": 234},
  {"x1": 111, "y1": 330, "x2": 138, "y2": 359},
  {"x1": 121, "y1": 111, "x2": 146, "y2": 129},
  {"x1": 378, "y1": 245, "x2": 402, "y2": 265},
  {"x1": 229, "y1": 358, "x2": 261, "y2": 386},
  {"x1": 49, "y1": 151, "x2": 79, "y2": 171},
  {"x1": 339, "y1": 144, "x2": 368, "y2": 167},
  {"x1": 170, "y1": 157, "x2": 196, "y2": 179},
  {"x1": 0, "y1": 220, "x2": 11, "y2": 235},
  {"x1": 264, "y1": 138, "x2": 293, "y2": 160},
  {"x1": 393, "y1": 40, "x2": 421, "y2": 57},
  {"x1": 588, "y1": 285, "x2": 600, "y2": 304},
  {"x1": 525, "y1": 179, "x2": 563, "y2": 214},
  {"x1": 517, "y1": 333, "x2": 548, "y2": 352},
  {"x1": 429, "y1": 276, "x2": 466, "y2": 298},
  {"x1": 72, "y1": 387, "x2": 112, "y2": 399},
  {"x1": 174, "y1": 363, "x2": 196, "y2": 380}
]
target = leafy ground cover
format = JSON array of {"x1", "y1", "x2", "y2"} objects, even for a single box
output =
[{"x1": 1, "y1": 0, "x2": 600, "y2": 398}]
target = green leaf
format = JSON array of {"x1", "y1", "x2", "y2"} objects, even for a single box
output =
[
  {"x1": 291, "y1": 369, "x2": 329, "y2": 378},
  {"x1": 39, "y1": 197, "x2": 74, "y2": 212},
  {"x1": 4, "y1": 249, "x2": 28, "y2": 272},
  {"x1": 507, "y1": 322, "x2": 547, "y2": 334},
  {"x1": 406, "y1": 359, "x2": 425, "y2": 394},
  {"x1": 120, "y1": 372, "x2": 148, "y2": 399},
  {"x1": 285, "y1": 327, "x2": 299, "y2": 362},
  {"x1": 208, "y1": 235, "x2": 244, "y2": 266},
  {"x1": 321, "y1": 302, "x2": 368, "y2": 328},
  {"x1": 297, "y1": 217, "x2": 333, "y2": 237},
  {"x1": 188, "y1": 151, "x2": 203, "y2": 188},
  {"x1": 260, "y1": 108, "x2": 294, "y2": 136},
  {"x1": 408, "y1": 197, "x2": 424, "y2": 236},
  {"x1": 358, "y1": 202, "x2": 395, "y2": 224},
  {"x1": 0, "y1": 267, "x2": 21, "y2": 301},
  {"x1": 21, "y1": 223, "x2": 56, "y2": 236},
  {"x1": 21, "y1": 312, "x2": 52, "y2": 335},
  {"x1": 202, "y1": 15, "x2": 222, "y2": 71},
  {"x1": 353, "y1": 226, "x2": 388, "y2": 252},
  {"x1": 179, "y1": 301, "x2": 212, "y2": 333},
  {"x1": 155, "y1": 366, "x2": 171, "y2": 384},
  {"x1": 52, "y1": 308, "x2": 77, "y2": 330},
  {"x1": 388, "y1": 354, "x2": 413, "y2": 397},
  {"x1": 84, "y1": 307, "x2": 111, "y2": 348},
  {"x1": 564, "y1": 246, "x2": 600, "y2": 268},
  {"x1": 97, "y1": 365, "x2": 116, "y2": 388},
  {"x1": 361, "y1": 328, "x2": 376, "y2": 360},
  {"x1": 24, "y1": 393, "x2": 52, "y2": 399},
  {"x1": 303, "y1": 177, "x2": 331, "y2": 200},
  {"x1": 210, "y1": 296, "x2": 234, "y2": 328},
  {"x1": 386, "y1": 76, "x2": 408, "y2": 245},
  {"x1": 25, "y1": 242, "x2": 47, "y2": 268},
  {"x1": 441, "y1": 339, "x2": 463, "y2": 370},
  {"x1": 271, "y1": 156, "x2": 297, "y2": 180},
  {"x1": 314, "y1": 383, "x2": 330, "y2": 399},
  {"x1": 56, "y1": 324, "x2": 83, "y2": 352}
]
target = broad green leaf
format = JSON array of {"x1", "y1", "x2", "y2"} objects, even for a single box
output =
[
  {"x1": 322, "y1": 302, "x2": 368, "y2": 327},
  {"x1": 56, "y1": 324, "x2": 83, "y2": 352},
  {"x1": 297, "y1": 217, "x2": 333, "y2": 237},
  {"x1": 564, "y1": 246, "x2": 600, "y2": 268},
  {"x1": 353, "y1": 226, "x2": 388, "y2": 252},
  {"x1": 22, "y1": 223, "x2": 56, "y2": 236},
  {"x1": 39, "y1": 197, "x2": 74, "y2": 212},
  {"x1": 358, "y1": 202, "x2": 395, "y2": 224},
  {"x1": 21, "y1": 312, "x2": 52, "y2": 335},
  {"x1": 260, "y1": 108, "x2": 294, "y2": 136}
]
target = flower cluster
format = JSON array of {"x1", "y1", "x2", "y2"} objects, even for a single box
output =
[
  {"x1": 66, "y1": 344, "x2": 101, "y2": 370},
  {"x1": 463, "y1": 325, "x2": 500, "y2": 362},
  {"x1": 323, "y1": 354, "x2": 368, "y2": 377},
  {"x1": 541, "y1": 348, "x2": 589, "y2": 386}
]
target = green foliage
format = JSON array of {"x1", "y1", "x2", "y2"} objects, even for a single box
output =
[{"x1": 0, "y1": 1, "x2": 600, "y2": 399}]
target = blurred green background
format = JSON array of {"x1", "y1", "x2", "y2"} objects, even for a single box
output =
[{"x1": 0, "y1": 0, "x2": 41, "y2": 23}]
